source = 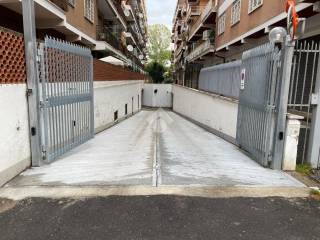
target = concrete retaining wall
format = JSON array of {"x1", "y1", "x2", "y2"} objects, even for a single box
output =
[
  {"x1": 94, "y1": 80, "x2": 144, "y2": 133},
  {"x1": 172, "y1": 85, "x2": 239, "y2": 142},
  {"x1": 0, "y1": 80, "x2": 144, "y2": 186},
  {"x1": 142, "y1": 84, "x2": 173, "y2": 108},
  {"x1": 0, "y1": 84, "x2": 31, "y2": 187}
]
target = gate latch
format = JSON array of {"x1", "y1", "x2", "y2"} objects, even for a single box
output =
[
  {"x1": 27, "y1": 89, "x2": 33, "y2": 97},
  {"x1": 311, "y1": 93, "x2": 319, "y2": 106}
]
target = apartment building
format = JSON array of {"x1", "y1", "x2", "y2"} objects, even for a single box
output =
[
  {"x1": 172, "y1": 0, "x2": 218, "y2": 87},
  {"x1": 172, "y1": 0, "x2": 320, "y2": 87},
  {"x1": 0, "y1": 0, "x2": 148, "y2": 72}
]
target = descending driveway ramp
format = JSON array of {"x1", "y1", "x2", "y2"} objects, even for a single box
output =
[{"x1": 6, "y1": 110, "x2": 303, "y2": 188}]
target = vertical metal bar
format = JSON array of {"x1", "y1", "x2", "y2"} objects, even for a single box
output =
[
  {"x1": 80, "y1": 56, "x2": 84, "y2": 144},
  {"x1": 22, "y1": 0, "x2": 42, "y2": 166},
  {"x1": 48, "y1": 46, "x2": 55, "y2": 161},
  {"x1": 57, "y1": 49, "x2": 62, "y2": 157},
  {"x1": 90, "y1": 55, "x2": 94, "y2": 136},
  {"x1": 39, "y1": 43, "x2": 49, "y2": 162},
  {"x1": 53, "y1": 48, "x2": 59, "y2": 160},
  {"x1": 60, "y1": 50, "x2": 66, "y2": 154},
  {"x1": 65, "y1": 52, "x2": 70, "y2": 151},
  {"x1": 301, "y1": 41, "x2": 315, "y2": 163},
  {"x1": 272, "y1": 38, "x2": 295, "y2": 170},
  {"x1": 300, "y1": 42, "x2": 311, "y2": 111},
  {"x1": 289, "y1": 54, "x2": 297, "y2": 105},
  {"x1": 307, "y1": 43, "x2": 320, "y2": 168},
  {"x1": 293, "y1": 42, "x2": 303, "y2": 110}
]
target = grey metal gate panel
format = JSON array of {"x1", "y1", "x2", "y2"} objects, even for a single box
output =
[
  {"x1": 38, "y1": 37, "x2": 94, "y2": 162},
  {"x1": 199, "y1": 60, "x2": 241, "y2": 99},
  {"x1": 236, "y1": 43, "x2": 281, "y2": 167},
  {"x1": 288, "y1": 40, "x2": 320, "y2": 168}
]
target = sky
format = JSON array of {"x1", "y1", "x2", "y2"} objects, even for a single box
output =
[{"x1": 146, "y1": 0, "x2": 176, "y2": 30}]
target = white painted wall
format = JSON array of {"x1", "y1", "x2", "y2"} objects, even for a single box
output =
[
  {"x1": 172, "y1": 85, "x2": 238, "y2": 141},
  {"x1": 0, "y1": 80, "x2": 144, "y2": 186},
  {"x1": 0, "y1": 84, "x2": 31, "y2": 186},
  {"x1": 94, "y1": 80, "x2": 144, "y2": 133},
  {"x1": 142, "y1": 84, "x2": 173, "y2": 108}
]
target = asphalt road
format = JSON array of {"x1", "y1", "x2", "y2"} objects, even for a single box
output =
[{"x1": 0, "y1": 196, "x2": 319, "y2": 240}]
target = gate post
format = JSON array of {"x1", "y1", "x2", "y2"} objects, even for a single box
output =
[
  {"x1": 22, "y1": 0, "x2": 42, "y2": 166},
  {"x1": 307, "y1": 56, "x2": 320, "y2": 168},
  {"x1": 272, "y1": 37, "x2": 295, "y2": 170}
]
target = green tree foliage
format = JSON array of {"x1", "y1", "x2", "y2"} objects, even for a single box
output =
[
  {"x1": 148, "y1": 24, "x2": 172, "y2": 65},
  {"x1": 146, "y1": 61, "x2": 166, "y2": 83}
]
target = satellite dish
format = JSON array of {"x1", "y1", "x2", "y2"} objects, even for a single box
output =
[
  {"x1": 124, "y1": 8, "x2": 130, "y2": 17},
  {"x1": 127, "y1": 45, "x2": 134, "y2": 52}
]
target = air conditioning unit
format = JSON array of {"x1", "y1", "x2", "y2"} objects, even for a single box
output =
[{"x1": 203, "y1": 30, "x2": 211, "y2": 40}]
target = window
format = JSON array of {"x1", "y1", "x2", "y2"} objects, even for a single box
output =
[
  {"x1": 231, "y1": 0, "x2": 241, "y2": 26},
  {"x1": 218, "y1": 13, "x2": 226, "y2": 35},
  {"x1": 84, "y1": 0, "x2": 94, "y2": 23},
  {"x1": 68, "y1": 0, "x2": 75, "y2": 7},
  {"x1": 248, "y1": 0, "x2": 263, "y2": 13},
  {"x1": 125, "y1": 104, "x2": 128, "y2": 115}
]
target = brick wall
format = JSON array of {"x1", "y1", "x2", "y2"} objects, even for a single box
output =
[
  {"x1": 0, "y1": 28, "x2": 26, "y2": 84},
  {"x1": 0, "y1": 28, "x2": 147, "y2": 84},
  {"x1": 93, "y1": 59, "x2": 148, "y2": 81}
]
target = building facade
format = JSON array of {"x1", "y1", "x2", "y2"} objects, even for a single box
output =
[
  {"x1": 0, "y1": 0, "x2": 148, "y2": 72},
  {"x1": 172, "y1": 0, "x2": 320, "y2": 87}
]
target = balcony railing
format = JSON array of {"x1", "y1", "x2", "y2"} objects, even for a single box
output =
[
  {"x1": 186, "y1": 5, "x2": 201, "y2": 21},
  {"x1": 186, "y1": 39, "x2": 214, "y2": 62},
  {"x1": 50, "y1": 0, "x2": 68, "y2": 11},
  {"x1": 112, "y1": 0, "x2": 127, "y2": 23},
  {"x1": 189, "y1": 0, "x2": 217, "y2": 39},
  {"x1": 97, "y1": 25, "x2": 144, "y2": 68},
  {"x1": 97, "y1": 26, "x2": 122, "y2": 51},
  {"x1": 175, "y1": 42, "x2": 185, "y2": 58}
]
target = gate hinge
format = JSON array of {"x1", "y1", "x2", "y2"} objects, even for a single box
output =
[
  {"x1": 26, "y1": 89, "x2": 33, "y2": 97},
  {"x1": 311, "y1": 93, "x2": 319, "y2": 106},
  {"x1": 41, "y1": 145, "x2": 47, "y2": 160}
]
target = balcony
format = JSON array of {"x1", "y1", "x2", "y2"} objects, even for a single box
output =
[
  {"x1": 50, "y1": 0, "x2": 68, "y2": 11},
  {"x1": 186, "y1": 5, "x2": 201, "y2": 22},
  {"x1": 188, "y1": 0, "x2": 217, "y2": 41},
  {"x1": 97, "y1": 25, "x2": 123, "y2": 52},
  {"x1": 186, "y1": 39, "x2": 214, "y2": 62},
  {"x1": 97, "y1": 25, "x2": 144, "y2": 68},
  {"x1": 175, "y1": 42, "x2": 185, "y2": 58},
  {"x1": 112, "y1": 0, "x2": 127, "y2": 24}
]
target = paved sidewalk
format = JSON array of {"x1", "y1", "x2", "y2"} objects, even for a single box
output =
[
  {"x1": 7, "y1": 109, "x2": 303, "y2": 187},
  {"x1": 0, "y1": 196, "x2": 319, "y2": 240}
]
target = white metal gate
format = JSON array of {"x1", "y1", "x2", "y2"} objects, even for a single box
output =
[
  {"x1": 236, "y1": 43, "x2": 281, "y2": 167},
  {"x1": 38, "y1": 37, "x2": 94, "y2": 163}
]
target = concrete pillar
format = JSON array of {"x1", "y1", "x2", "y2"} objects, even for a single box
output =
[
  {"x1": 283, "y1": 114, "x2": 303, "y2": 171},
  {"x1": 22, "y1": 0, "x2": 42, "y2": 167}
]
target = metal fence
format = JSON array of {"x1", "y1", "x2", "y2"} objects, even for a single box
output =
[
  {"x1": 236, "y1": 43, "x2": 281, "y2": 167},
  {"x1": 198, "y1": 60, "x2": 241, "y2": 99},
  {"x1": 38, "y1": 37, "x2": 94, "y2": 162},
  {"x1": 288, "y1": 40, "x2": 320, "y2": 166}
]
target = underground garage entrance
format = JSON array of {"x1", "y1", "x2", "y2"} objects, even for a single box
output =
[{"x1": 7, "y1": 109, "x2": 302, "y2": 188}]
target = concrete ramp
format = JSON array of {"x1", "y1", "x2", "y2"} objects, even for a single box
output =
[{"x1": 6, "y1": 110, "x2": 303, "y2": 187}]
